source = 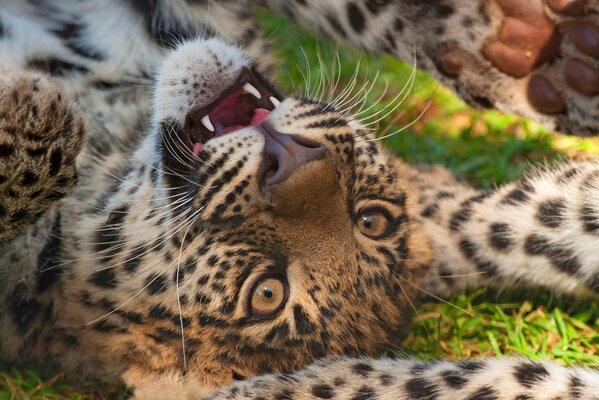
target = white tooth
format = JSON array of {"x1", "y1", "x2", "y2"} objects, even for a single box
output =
[
  {"x1": 200, "y1": 114, "x2": 214, "y2": 132},
  {"x1": 269, "y1": 96, "x2": 281, "y2": 108},
  {"x1": 243, "y1": 83, "x2": 262, "y2": 99}
]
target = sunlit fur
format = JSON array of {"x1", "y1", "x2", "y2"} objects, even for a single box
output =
[
  {"x1": 2, "y1": 2, "x2": 599, "y2": 399},
  {"x1": 0, "y1": 38, "x2": 431, "y2": 398}
]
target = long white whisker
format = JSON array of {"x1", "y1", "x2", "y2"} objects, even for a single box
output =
[
  {"x1": 176, "y1": 219, "x2": 196, "y2": 372},
  {"x1": 396, "y1": 274, "x2": 475, "y2": 317},
  {"x1": 85, "y1": 206, "x2": 205, "y2": 326}
]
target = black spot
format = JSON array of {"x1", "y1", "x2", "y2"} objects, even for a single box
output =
[
  {"x1": 379, "y1": 373, "x2": 394, "y2": 386},
  {"x1": 467, "y1": 386, "x2": 497, "y2": 400},
  {"x1": 502, "y1": 188, "x2": 530, "y2": 205},
  {"x1": 265, "y1": 323, "x2": 290, "y2": 342},
  {"x1": 293, "y1": 305, "x2": 315, "y2": 335},
  {"x1": 51, "y1": 21, "x2": 104, "y2": 60},
  {"x1": 515, "y1": 395, "x2": 533, "y2": 400},
  {"x1": 195, "y1": 293, "x2": 212, "y2": 305},
  {"x1": 311, "y1": 384, "x2": 334, "y2": 399},
  {"x1": 172, "y1": 315, "x2": 191, "y2": 328},
  {"x1": 49, "y1": 148, "x2": 63, "y2": 176},
  {"x1": 9, "y1": 285, "x2": 42, "y2": 332},
  {"x1": 346, "y1": 3, "x2": 365, "y2": 33},
  {"x1": 352, "y1": 386, "x2": 375, "y2": 400},
  {"x1": 352, "y1": 362, "x2": 374, "y2": 377},
  {"x1": 471, "y1": 94, "x2": 493, "y2": 109},
  {"x1": 149, "y1": 304, "x2": 172, "y2": 320},
  {"x1": 92, "y1": 80, "x2": 121, "y2": 90},
  {"x1": 121, "y1": 311, "x2": 143, "y2": 324},
  {"x1": 305, "y1": 117, "x2": 348, "y2": 129},
  {"x1": 89, "y1": 268, "x2": 118, "y2": 289},
  {"x1": 326, "y1": 13, "x2": 347, "y2": 38},
  {"x1": 524, "y1": 234, "x2": 581, "y2": 275},
  {"x1": 93, "y1": 320, "x2": 126, "y2": 333},
  {"x1": 421, "y1": 204, "x2": 439, "y2": 218},
  {"x1": 37, "y1": 214, "x2": 63, "y2": 292},
  {"x1": 405, "y1": 377, "x2": 438, "y2": 400},
  {"x1": 128, "y1": 0, "x2": 211, "y2": 48},
  {"x1": 462, "y1": 16, "x2": 475, "y2": 28},
  {"x1": 198, "y1": 314, "x2": 229, "y2": 328},
  {"x1": 0, "y1": 143, "x2": 14, "y2": 157},
  {"x1": 21, "y1": 170, "x2": 38, "y2": 186},
  {"x1": 124, "y1": 245, "x2": 146, "y2": 273},
  {"x1": 569, "y1": 375, "x2": 584, "y2": 399},
  {"x1": 27, "y1": 58, "x2": 88, "y2": 76},
  {"x1": 155, "y1": 327, "x2": 180, "y2": 341},
  {"x1": 514, "y1": 363, "x2": 549, "y2": 388},
  {"x1": 580, "y1": 204, "x2": 599, "y2": 234},
  {"x1": 536, "y1": 198, "x2": 566, "y2": 228},
  {"x1": 95, "y1": 205, "x2": 128, "y2": 264},
  {"x1": 274, "y1": 389, "x2": 295, "y2": 400},
  {"x1": 146, "y1": 273, "x2": 168, "y2": 295},
  {"x1": 458, "y1": 361, "x2": 484, "y2": 372},
  {"x1": 488, "y1": 222, "x2": 514, "y2": 252},
  {"x1": 0, "y1": 18, "x2": 7, "y2": 38},
  {"x1": 434, "y1": 3, "x2": 455, "y2": 17},
  {"x1": 450, "y1": 207, "x2": 472, "y2": 231},
  {"x1": 459, "y1": 238, "x2": 499, "y2": 277},
  {"x1": 441, "y1": 369, "x2": 467, "y2": 390},
  {"x1": 364, "y1": 0, "x2": 391, "y2": 14},
  {"x1": 387, "y1": 17, "x2": 404, "y2": 35}
]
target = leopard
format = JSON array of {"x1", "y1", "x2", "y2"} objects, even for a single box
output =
[{"x1": 1, "y1": 1, "x2": 599, "y2": 400}]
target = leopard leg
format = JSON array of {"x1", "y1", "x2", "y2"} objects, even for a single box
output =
[
  {"x1": 205, "y1": 356, "x2": 599, "y2": 400},
  {"x1": 0, "y1": 70, "x2": 84, "y2": 250},
  {"x1": 259, "y1": 0, "x2": 599, "y2": 136},
  {"x1": 396, "y1": 159, "x2": 599, "y2": 298}
]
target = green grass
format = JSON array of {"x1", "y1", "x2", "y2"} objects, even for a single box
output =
[{"x1": 3, "y1": 10, "x2": 599, "y2": 399}]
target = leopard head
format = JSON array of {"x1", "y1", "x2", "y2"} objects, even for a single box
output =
[{"x1": 105, "y1": 38, "x2": 431, "y2": 392}]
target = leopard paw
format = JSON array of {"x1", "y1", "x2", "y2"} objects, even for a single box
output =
[
  {"x1": 476, "y1": 0, "x2": 599, "y2": 134},
  {"x1": 0, "y1": 71, "x2": 84, "y2": 246}
]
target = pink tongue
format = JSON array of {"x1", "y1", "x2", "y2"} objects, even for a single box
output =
[{"x1": 251, "y1": 108, "x2": 271, "y2": 126}]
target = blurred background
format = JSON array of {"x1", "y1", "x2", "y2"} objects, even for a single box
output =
[{"x1": 1, "y1": 9, "x2": 598, "y2": 400}]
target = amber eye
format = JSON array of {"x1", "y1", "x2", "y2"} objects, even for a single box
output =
[
  {"x1": 356, "y1": 207, "x2": 394, "y2": 239},
  {"x1": 250, "y1": 276, "x2": 287, "y2": 318}
]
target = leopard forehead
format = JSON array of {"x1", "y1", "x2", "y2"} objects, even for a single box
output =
[{"x1": 62, "y1": 38, "x2": 426, "y2": 389}]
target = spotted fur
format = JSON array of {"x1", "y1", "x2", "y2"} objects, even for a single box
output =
[
  {"x1": 0, "y1": 2, "x2": 599, "y2": 400},
  {"x1": 263, "y1": 0, "x2": 599, "y2": 136}
]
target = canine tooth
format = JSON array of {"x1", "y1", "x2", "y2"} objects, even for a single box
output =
[
  {"x1": 269, "y1": 96, "x2": 281, "y2": 108},
  {"x1": 200, "y1": 114, "x2": 214, "y2": 132},
  {"x1": 243, "y1": 83, "x2": 262, "y2": 99}
]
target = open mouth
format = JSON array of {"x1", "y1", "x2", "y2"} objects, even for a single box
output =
[{"x1": 184, "y1": 67, "x2": 281, "y2": 155}]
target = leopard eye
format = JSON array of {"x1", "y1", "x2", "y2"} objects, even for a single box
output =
[
  {"x1": 356, "y1": 207, "x2": 394, "y2": 239},
  {"x1": 249, "y1": 276, "x2": 287, "y2": 318}
]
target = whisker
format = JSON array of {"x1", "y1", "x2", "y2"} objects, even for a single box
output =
[
  {"x1": 396, "y1": 274, "x2": 475, "y2": 317},
  {"x1": 85, "y1": 206, "x2": 205, "y2": 326},
  {"x1": 175, "y1": 218, "x2": 197, "y2": 372}
]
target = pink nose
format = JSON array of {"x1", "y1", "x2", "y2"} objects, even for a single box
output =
[{"x1": 259, "y1": 122, "x2": 326, "y2": 189}]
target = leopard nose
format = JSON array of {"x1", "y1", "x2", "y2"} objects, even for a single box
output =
[{"x1": 259, "y1": 122, "x2": 326, "y2": 189}]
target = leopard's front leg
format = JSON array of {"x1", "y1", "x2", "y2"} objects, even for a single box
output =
[
  {"x1": 260, "y1": 0, "x2": 599, "y2": 136},
  {"x1": 204, "y1": 356, "x2": 599, "y2": 400},
  {"x1": 396, "y1": 160, "x2": 599, "y2": 299},
  {"x1": 0, "y1": 71, "x2": 84, "y2": 249}
]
